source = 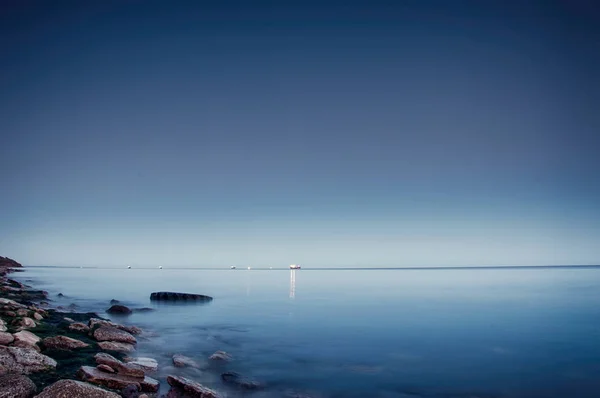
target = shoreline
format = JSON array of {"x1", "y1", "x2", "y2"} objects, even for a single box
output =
[{"x1": 0, "y1": 259, "x2": 242, "y2": 398}]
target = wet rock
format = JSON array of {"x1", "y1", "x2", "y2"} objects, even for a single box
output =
[
  {"x1": 0, "y1": 332, "x2": 14, "y2": 346},
  {"x1": 95, "y1": 353, "x2": 144, "y2": 378},
  {"x1": 167, "y1": 375, "x2": 221, "y2": 398},
  {"x1": 0, "y1": 320, "x2": 6, "y2": 333},
  {"x1": 124, "y1": 357, "x2": 158, "y2": 372},
  {"x1": 172, "y1": 354, "x2": 203, "y2": 369},
  {"x1": 16, "y1": 309, "x2": 30, "y2": 317},
  {"x1": 63, "y1": 317, "x2": 75, "y2": 323},
  {"x1": 93, "y1": 327, "x2": 137, "y2": 345},
  {"x1": 69, "y1": 322, "x2": 90, "y2": 333},
  {"x1": 121, "y1": 384, "x2": 139, "y2": 398},
  {"x1": 150, "y1": 292, "x2": 213, "y2": 302},
  {"x1": 106, "y1": 305, "x2": 132, "y2": 315},
  {"x1": 209, "y1": 351, "x2": 231, "y2": 361},
  {"x1": 98, "y1": 341, "x2": 136, "y2": 353},
  {"x1": 97, "y1": 364, "x2": 115, "y2": 373},
  {"x1": 221, "y1": 372, "x2": 264, "y2": 390},
  {"x1": 89, "y1": 318, "x2": 142, "y2": 335},
  {"x1": 12, "y1": 330, "x2": 41, "y2": 350},
  {"x1": 34, "y1": 379, "x2": 121, "y2": 398},
  {"x1": 42, "y1": 335, "x2": 89, "y2": 350},
  {"x1": 33, "y1": 313, "x2": 43, "y2": 321},
  {"x1": 57, "y1": 293, "x2": 64, "y2": 297},
  {"x1": 14, "y1": 317, "x2": 36, "y2": 330},
  {"x1": 77, "y1": 366, "x2": 159, "y2": 393},
  {"x1": 110, "y1": 299, "x2": 120, "y2": 305},
  {"x1": 0, "y1": 373, "x2": 36, "y2": 398},
  {"x1": 0, "y1": 346, "x2": 57, "y2": 374}
]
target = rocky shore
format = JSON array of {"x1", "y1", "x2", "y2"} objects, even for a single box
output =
[{"x1": 0, "y1": 257, "x2": 263, "y2": 398}]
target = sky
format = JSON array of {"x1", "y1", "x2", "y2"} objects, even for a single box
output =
[{"x1": 1, "y1": 1, "x2": 599, "y2": 267}]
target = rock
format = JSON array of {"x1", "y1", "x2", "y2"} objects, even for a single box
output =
[
  {"x1": 167, "y1": 375, "x2": 222, "y2": 398},
  {"x1": 221, "y1": 372, "x2": 263, "y2": 390},
  {"x1": 0, "y1": 332, "x2": 14, "y2": 346},
  {"x1": 42, "y1": 335, "x2": 89, "y2": 350},
  {"x1": 98, "y1": 341, "x2": 136, "y2": 353},
  {"x1": 106, "y1": 305, "x2": 132, "y2": 315},
  {"x1": 172, "y1": 354, "x2": 203, "y2": 369},
  {"x1": 57, "y1": 293, "x2": 64, "y2": 297},
  {"x1": 93, "y1": 327, "x2": 137, "y2": 344},
  {"x1": 77, "y1": 366, "x2": 159, "y2": 393},
  {"x1": 16, "y1": 309, "x2": 29, "y2": 317},
  {"x1": 12, "y1": 330, "x2": 41, "y2": 350},
  {"x1": 0, "y1": 257, "x2": 22, "y2": 268},
  {"x1": 0, "y1": 346, "x2": 57, "y2": 374},
  {"x1": 150, "y1": 292, "x2": 213, "y2": 302},
  {"x1": 89, "y1": 318, "x2": 141, "y2": 335},
  {"x1": 3, "y1": 312, "x2": 15, "y2": 318},
  {"x1": 139, "y1": 395, "x2": 148, "y2": 398},
  {"x1": 69, "y1": 322, "x2": 90, "y2": 333},
  {"x1": 124, "y1": 357, "x2": 158, "y2": 372},
  {"x1": 0, "y1": 320, "x2": 6, "y2": 333},
  {"x1": 94, "y1": 353, "x2": 144, "y2": 378},
  {"x1": 97, "y1": 364, "x2": 115, "y2": 373},
  {"x1": 14, "y1": 317, "x2": 36, "y2": 330},
  {"x1": 209, "y1": 351, "x2": 231, "y2": 361},
  {"x1": 0, "y1": 373, "x2": 36, "y2": 398},
  {"x1": 33, "y1": 313, "x2": 43, "y2": 321},
  {"x1": 34, "y1": 379, "x2": 121, "y2": 398},
  {"x1": 121, "y1": 384, "x2": 139, "y2": 398},
  {"x1": 110, "y1": 299, "x2": 120, "y2": 305},
  {"x1": 63, "y1": 317, "x2": 75, "y2": 323},
  {"x1": 0, "y1": 298, "x2": 26, "y2": 309}
]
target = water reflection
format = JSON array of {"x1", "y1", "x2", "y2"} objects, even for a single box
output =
[{"x1": 289, "y1": 270, "x2": 296, "y2": 299}]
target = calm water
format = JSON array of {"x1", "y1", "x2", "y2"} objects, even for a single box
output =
[{"x1": 12, "y1": 266, "x2": 600, "y2": 398}]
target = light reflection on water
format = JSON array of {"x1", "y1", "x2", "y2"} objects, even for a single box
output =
[{"x1": 13, "y1": 266, "x2": 600, "y2": 398}]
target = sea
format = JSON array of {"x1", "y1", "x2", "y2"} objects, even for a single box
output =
[{"x1": 12, "y1": 266, "x2": 600, "y2": 398}]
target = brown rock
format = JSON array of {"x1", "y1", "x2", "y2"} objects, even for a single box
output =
[
  {"x1": 89, "y1": 318, "x2": 141, "y2": 335},
  {"x1": 34, "y1": 379, "x2": 120, "y2": 398},
  {"x1": 0, "y1": 346, "x2": 56, "y2": 374},
  {"x1": 14, "y1": 317, "x2": 36, "y2": 330},
  {"x1": 124, "y1": 357, "x2": 158, "y2": 372},
  {"x1": 167, "y1": 375, "x2": 222, "y2": 398},
  {"x1": 77, "y1": 366, "x2": 159, "y2": 393},
  {"x1": 94, "y1": 353, "x2": 144, "y2": 378},
  {"x1": 98, "y1": 341, "x2": 136, "y2": 353},
  {"x1": 4, "y1": 312, "x2": 15, "y2": 318},
  {"x1": 0, "y1": 333, "x2": 13, "y2": 346},
  {"x1": 172, "y1": 354, "x2": 203, "y2": 369},
  {"x1": 97, "y1": 364, "x2": 115, "y2": 373},
  {"x1": 42, "y1": 336, "x2": 89, "y2": 350},
  {"x1": 0, "y1": 320, "x2": 6, "y2": 333},
  {"x1": 12, "y1": 331, "x2": 40, "y2": 350},
  {"x1": 0, "y1": 373, "x2": 36, "y2": 398},
  {"x1": 16, "y1": 309, "x2": 29, "y2": 317},
  {"x1": 93, "y1": 327, "x2": 137, "y2": 344},
  {"x1": 68, "y1": 322, "x2": 90, "y2": 333}
]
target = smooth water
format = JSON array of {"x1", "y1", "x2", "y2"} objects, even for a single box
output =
[{"x1": 13, "y1": 266, "x2": 600, "y2": 398}]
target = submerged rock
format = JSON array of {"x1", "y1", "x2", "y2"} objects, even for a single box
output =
[
  {"x1": 0, "y1": 373, "x2": 36, "y2": 398},
  {"x1": 150, "y1": 292, "x2": 213, "y2": 302},
  {"x1": 34, "y1": 379, "x2": 121, "y2": 398},
  {"x1": 95, "y1": 352, "x2": 144, "y2": 377},
  {"x1": 124, "y1": 357, "x2": 158, "y2": 372},
  {"x1": 42, "y1": 335, "x2": 89, "y2": 350},
  {"x1": 221, "y1": 372, "x2": 264, "y2": 390},
  {"x1": 93, "y1": 327, "x2": 137, "y2": 345},
  {"x1": 106, "y1": 305, "x2": 132, "y2": 315},
  {"x1": 77, "y1": 366, "x2": 159, "y2": 393},
  {"x1": 209, "y1": 351, "x2": 232, "y2": 361},
  {"x1": 121, "y1": 384, "x2": 139, "y2": 398},
  {"x1": 0, "y1": 346, "x2": 56, "y2": 374},
  {"x1": 98, "y1": 341, "x2": 136, "y2": 353},
  {"x1": 167, "y1": 375, "x2": 222, "y2": 398},
  {"x1": 172, "y1": 354, "x2": 203, "y2": 369}
]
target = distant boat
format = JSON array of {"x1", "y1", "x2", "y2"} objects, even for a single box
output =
[
  {"x1": 127, "y1": 266, "x2": 131, "y2": 269},
  {"x1": 159, "y1": 266, "x2": 163, "y2": 269},
  {"x1": 247, "y1": 266, "x2": 251, "y2": 270},
  {"x1": 231, "y1": 266, "x2": 236, "y2": 269},
  {"x1": 289, "y1": 264, "x2": 301, "y2": 269}
]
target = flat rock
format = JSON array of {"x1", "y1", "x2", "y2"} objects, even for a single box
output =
[
  {"x1": 89, "y1": 318, "x2": 141, "y2": 335},
  {"x1": 68, "y1": 322, "x2": 90, "y2": 333},
  {"x1": 0, "y1": 374, "x2": 36, "y2": 398},
  {"x1": 0, "y1": 332, "x2": 13, "y2": 346},
  {"x1": 14, "y1": 317, "x2": 36, "y2": 330},
  {"x1": 0, "y1": 320, "x2": 6, "y2": 333},
  {"x1": 95, "y1": 352, "x2": 145, "y2": 378},
  {"x1": 97, "y1": 364, "x2": 115, "y2": 373},
  {"x1": 78, "y1": 366, "x2": 159, "y2": 393},
  {"x1": 150, "y1": 292, "x2": 213, "y2": 302},
  {"x1": 172, "y1": 354, "x2": 203, "y2": 369},
  {"x1": 93, "y1": 326, "x2": 137, "y2": 344},
  {"x1": 221, "y1": 372, "x2": 264, "y2": 390},
  {"x1": 167, "y1": 375, "x2": 222, "y2": 398},
  {"x1": 106, "y1": 305, "x2": 132, "y2": 315},
  {"x1": 43, "y1": 335, "x2": 89, "y2": 350},
  {"x1": 209, "y1": 351, "x2": 232, "y2": 361},
  {"x1": 0, "y1": 346, "x2": 57, "y2": 374},
  {"x1": 0, "y1": 298, "x2": 27, "y2": 309},
  {"x1": 33, "y1": 313, "x2": 43, "y2": 321},
  {"x1": 98, "y1": 341, "x2": 136, "y2": 353},
  {"x1": 124, "y1": 357, "x2": 158, "y2": 372},
  {"x1": 34, "y1": 379, "x2": 121, "y2": 398},
  {"x1": 12, "y1": 331, "x2": 41, "y2": 350}
]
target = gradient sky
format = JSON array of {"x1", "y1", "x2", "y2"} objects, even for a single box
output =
[{"x1": 1, "y1": 1, "x2": 599, "y2": 267}]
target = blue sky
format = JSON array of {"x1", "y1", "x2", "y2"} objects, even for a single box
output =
[{"x1": 1, "y1": 1, "x2": 599, "y2": 267}]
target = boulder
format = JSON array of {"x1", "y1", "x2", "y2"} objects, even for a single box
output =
[
  {"x1": 0, "y1": 320, "x2": 6, "y2": 333},
  {"x1": 150, "y1": 292, "x2": 213, "y2": 302},
  {"x1": 124, "y1": 357, "x2": 158, "y2": 372},
  {"x1": 68, "y1": 322, "x2": 90, "y2": 333},
  {"x1": 94, "y1": 353, "x2": 144, "y2": 377},
  {"x1": 34, "y1": 379, "x2": 120, "y2": 398},
  {"x1": 221, "y1": 372, "x2": 264, "y2": 390},
  {"x1": 12, "y1": 331, "x2": 40, "y2": 350},
  {"x1": 42, "y1": 336, "x2": 89, "y2": 350},
  {"x1": 167, "y1": 375, "x2": 222, "y2": 398},
  {"x1": 14, "y1": 317, "x2": 36, "y2": 330},
  {"x1": 77, "y1": 366, "x2": 159, "y2": 393},
  {"x1": 172, "y1": 354, "x2": 203, "y2": 369},
  {"x1": 106, "y1": 305, "x2": 132, "y2": 315},
  {"x1": 209, "y1": 351, "x2": 232, "y2": 361},
  {"x1": 93, "y1": 327, "x2": 136, "y2": 344},
  {"x1": 0, "y1": 374, "x2": 36, "y2": 398},
  {"x1": 89, "y1": 318, "x2": 141, "y2": 335},
  {"x1": 0, "y1": 346, "x2": 57, "y2": 374},
  {"x1": 33, "y1": 313, "x2": 43, "y2": 321},
  {"x1": 97, "y1": 364, "x2": 115, "y2": 373},
  {"x1": 0, "y1": 333, "x2": 13, "y2": 346},
  {"x1": 98, "y1": 341, "x2": 136, "y2": 353}
]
